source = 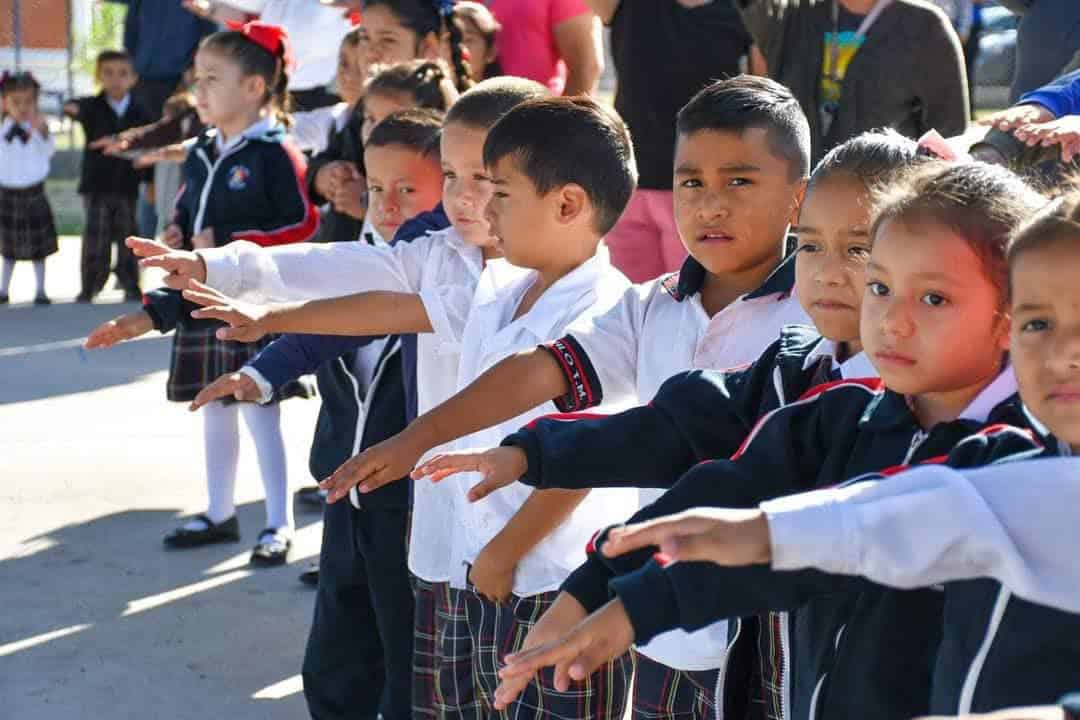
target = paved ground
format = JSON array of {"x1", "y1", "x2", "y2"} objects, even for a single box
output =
[{"x1": 1, "y1": 238, "x2": 325, "y2": 719}]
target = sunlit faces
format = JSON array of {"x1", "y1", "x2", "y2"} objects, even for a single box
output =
[
  {"x1": 336, "y1": 33, "x2": 370, "y2": 108},
  {"x1": 1009, "y1": 238, "x2": 1080, "y2": 451},
  {"x1": 2, "y1": 88, "x2": 37, "y2": 124},
  {"x1": 362, "y1": 90, "x2": 418, "y2": 143},
  {"x1": 440, "y1": 122, "x2": 496, "y2": 249},
  {"x1": 673, "y1": 128, "x2": 804, "y2": 279},
  {"x1": 361, "y1": 4, "x2": 439, "y2": 67},
  {"x1": 97, "y1": 58, "x2": 136, "y2": 102},
  {"x1": 193, "y1": 47, "x2": 265, "y2": 135},
  {"x1": 364, "y1": 143, "x2": 444, "y2": 241},
  {"x1": 861, "y1": 219, "x2": 1009, "y2": 399},
  {"x1": 792, "y1": 172, "x2": 872, "y2": 350},
  {"x1": 457, "y1": 19, "x2": 497, "y2": 78}
]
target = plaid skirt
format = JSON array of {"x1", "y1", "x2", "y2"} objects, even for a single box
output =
[
  {"x1": 165, "y1": 323, "x2": 312, "y2": 403},
  {"x1": 0, "y1": 184, "x2": 58, "y2": 261}
]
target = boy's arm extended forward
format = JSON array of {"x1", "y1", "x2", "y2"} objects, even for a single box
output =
[
  {"x1": 318, "y1": 346, "x2": 573, "y2": 501},
  {"x1": 182, "y1": 281, "x2": 434, "y2": 342}
]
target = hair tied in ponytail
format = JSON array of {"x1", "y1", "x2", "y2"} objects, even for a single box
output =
[{"x1": 225, "y1": 21, "x2": 295, "y2": 72}]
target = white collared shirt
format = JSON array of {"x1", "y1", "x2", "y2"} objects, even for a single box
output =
[
  {"x1": 0, "y1": 119, "x2": 53, "y2": 188},
  {"x1": 558, "y1": 268, "x2": 809, "y2": 670},
  {"x1": 801, "y1": 338, "x2": 880, "y2": 381},
  {"x1": 106, "y1": 93, "x2": 131, "y2": 118},
  {"x1": 422, "y1": 248, "x2": 639, "y2": 596},
  {"x1": 200, "y1": 225, "x2": 531, "y2": 582},
  {"x1": 213, "y1": 117, "x2": 276, "y2": 155}
]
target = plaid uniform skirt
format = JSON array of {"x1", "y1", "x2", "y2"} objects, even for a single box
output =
[
  {"x1": 630, "y1": 650, "x2": 719, "y2": 720},
  {"x1": 412, "y1": 578, "x2": 486, "y2": 719},
  {"x1": 463, "y1": 585, "x2": 633, "y2": 719},
  {"x1": 165, "y1": 324, "x2": 312, "y2": 403},
  {"x1": 0, "y1": 184, "x2": 58, "y2": 261}
]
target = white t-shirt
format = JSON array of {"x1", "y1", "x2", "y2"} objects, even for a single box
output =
[{"x1": 421, "y1": 248, "x2": 639, "y2": 597}]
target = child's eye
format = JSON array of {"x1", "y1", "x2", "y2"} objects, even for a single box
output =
[
  {"x1": 679, "y1": 178, "x2": 702, "y2": 189},
  {"x1": 847, "y1": 245, "x2": 870, "y2": 259},
  {"x1": 729, "y1": 178, "x2": 751, "y2": 187},
  {"x1": 493, "y1": 191, "x2": 508, "y2": 199},
  {"x1": 442, "y1": 170, "x2": 456, "y2": 179},
  {"x1": 795, "y1": 242, "x2": 819, "y2": 254},
  {"x1": 400, "y1": 187, "x2": 414, "y2": 194},
  {"x1": 368, "y1": 186, "x2": 382, "y2": 194},
  {"x1": 921, "y1": 293, "x2": 948, "y2": 307},
  {"x1": 1021, "y1": 318, "x2": 1051, "y2": 332},
  {"x1": 867, "y1": 281, "x2": 889, "y2": 297}
]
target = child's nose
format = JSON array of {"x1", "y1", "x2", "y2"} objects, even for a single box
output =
[{"x1": 879, "y1": 301, "x2": 914, "y2": 338}]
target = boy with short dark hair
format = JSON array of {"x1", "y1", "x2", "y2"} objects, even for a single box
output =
[
  {"x1": 64, "y1": 50, "x2": 152, "y2": 302},
  {"x1": 319, "y1": 75, "x2": 813, "y2": 719}
]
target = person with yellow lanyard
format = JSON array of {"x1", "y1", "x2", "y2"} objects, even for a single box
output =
[{"x1": 734, "y1": 0, "x2": 968, "y2": 163}]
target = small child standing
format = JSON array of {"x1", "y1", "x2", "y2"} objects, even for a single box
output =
[
  {"x1": 0, "y1": 71, "x2": 58, "y2": 306},
  {"x1": 64, "y1": 50, "x2": 152, "y2": 303},
  {"x1": 84, "y1": 23, "x2": 320, "y2": 566}
]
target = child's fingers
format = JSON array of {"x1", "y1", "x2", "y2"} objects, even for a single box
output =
[
  {"x1": 466, "y1": 474, "x2": 505, "y2": 503},
  {"x1": 357, "y1": 467, "x2": 398, "y2": 494},
  {"x1": 189, "y1": 379, "x2": 237, "y2": 410},
  {"x1": 412, "y1": 453, "x2": 479, "y2": 480},
  {"x1": 126, "y1": 236, "x2": 169, "y2": 258},
  {"x1": 502, "y1": 634, "x2": 588, "y2": 682},
  {"x1": 189, "y1": 305, "x2": 235, "y2": 323},
  {"x1": 216, "y1": 325, "x2": 258, "y2": 342},
  {"x1": 492, "y1": 675, "x2": 533, "y2": 710},
  {"x1": 320, "y1": 454, "x2": 377, "y2": 503}
]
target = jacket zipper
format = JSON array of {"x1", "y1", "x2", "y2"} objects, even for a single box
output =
[
  {"x1": 779, "y1": 611, "x2": 791, "y2": 720},
  {"x1": 957, "y1": 586, "x2": 1010, "y2": 714},
  {"x1": 902, "y1": 429, "x2": 928, "y2": 465},
  {"x1": 347, "y1": 339, "x2": 401, "y2": 509},
  {"x1": 193, "y1": 139, "x2": 248, "y2": 234},
  {"x1": 713, "y1": 617, "x2": 742, "y2": 720}
]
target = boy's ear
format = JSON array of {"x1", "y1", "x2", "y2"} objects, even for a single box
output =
[
  {"x1": 788, "y1": 177, "x2": 809, "y2": 226},
  {"x1": 554, "y1": 183, "x2": 588, "y2": 226}
]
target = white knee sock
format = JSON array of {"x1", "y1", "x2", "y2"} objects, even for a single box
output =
[
  {"x1": 240, "y1": 402, "x2": 292, "y2": 533},
  {"x1": 0, "y1": 257, "x2": 13, "y2": 295},
  {"x1": 32, "y1": 260, "x2": 45, "y2": 297},
  {"x1": 202, "y1": 401, "x2": 241, "y2": 525}
]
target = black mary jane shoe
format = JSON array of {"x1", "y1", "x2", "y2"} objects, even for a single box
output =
[
  {"x1": 163, "y1": 514, "x2": 241, "y2": 549},
  {"x1": 250, "y1": 528, "x2": 292, "y2": 567},
  {"x1": 33, "y1": 294, "x2": 51, "y2": 306}
]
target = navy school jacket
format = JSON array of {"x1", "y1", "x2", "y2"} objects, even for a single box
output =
[
  {"x1": 927, "y1": 426, "x2": 1080, "y2": 715},
  {"x1": 241, "y1": 204, "x2": 451, "y2": 508},
  {"x1": 572, "y1": 379, "x2": 1028, "y2": 720},
  {"x1": 503, "y1": 324, "x2": 837, "y2": 494},
  {"x1": 145, "y1": 122, "x2": 320, "y2": 331}
]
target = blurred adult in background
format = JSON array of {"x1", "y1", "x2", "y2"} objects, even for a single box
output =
[
  {"x1": 184, "y1": 0, "x2": 354, "y2": 110},
  {"x1": 588, "y1": 0, "x2": 752, "y2": 281},
  {"x1": 733, "y1": 0, "x2": 969, "y2": 164},
  {"x1": 487, "y1": 0, "x2": 603, "y2": 95},
  {"x1": 997, "y1": 0, "x2": 1080, "y2": 102}
]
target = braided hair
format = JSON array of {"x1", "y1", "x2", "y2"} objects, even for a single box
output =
[
  {"x1": 367, "y1": 59, "x2": 459, "y2": 113},
  {"x1": 363, "y1": 0, "x2": 474, "y2": 92}
]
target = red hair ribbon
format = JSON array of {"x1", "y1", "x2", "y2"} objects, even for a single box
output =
[
  {"x1": 348, "y1": 11, "x2": 362, "y2": 26},
  {"x1": 226, "y1": 21, "x2": 295, "y2": 71}
]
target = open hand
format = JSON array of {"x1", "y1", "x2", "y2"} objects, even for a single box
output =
[
  {"x1": 1013, "y1": 115, "x2": 1080, "y2": 162},
  {"x1": 319, "y1": 430, "x2": 426, "y2": 502},
  {"x1": 84, "y1": 311, "x2": 153, "y2": 349},
  {"x1": 601, "y1": 507, "x2": 772, "y2": 566},
  {"x1": 129, "y1": 237, "x2": 206, "y2": 289},
  {"x1": 412, "y1": 446, "x2": 528, "y2": 502},
  {"x1": 497, "y1": 598, "x2": 634, "y2": 702},
  {"x1": 183, "y1": 279, "x2": 273, "y2": 342},
  {"x1": 331, "y1": 176, "x2": 366, "y2": 220},
  {"x1": 978, "y1": 103, "x2": 1054, "y2": 132},
  {"x1": 190, "y1": 371, "x2": 262, "y2": 410}
]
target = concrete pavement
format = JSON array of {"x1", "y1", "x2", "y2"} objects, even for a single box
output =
[{"x1": 1, "y1": 238, "x2": 325, "y2": 719}]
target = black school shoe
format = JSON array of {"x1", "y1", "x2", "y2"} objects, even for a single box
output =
[
  {"x1": 163, "y1": 514, "x2": 241, "y2": 549},
  {"x1": 33, "y1": 294, "x2": 51, "y2": 305},
  {"x1": 250, "y1": 528, "x2": 291, "y2": 567},
  {"x1": 0, "y1": 293, "x2": 8, "y2": 304},
  {"x1": 298, "y1": 564, "x2": 319, "y2": 587}
]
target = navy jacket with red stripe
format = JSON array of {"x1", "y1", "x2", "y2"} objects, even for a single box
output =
[{"x1": 590, "y1": 382, "x2": 1031, "y2": 720}]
